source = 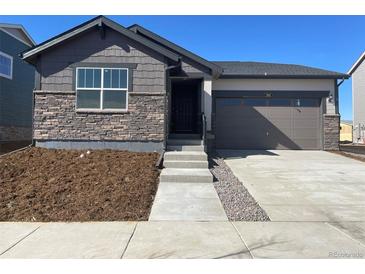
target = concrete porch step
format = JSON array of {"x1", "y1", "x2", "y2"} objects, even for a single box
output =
[
  {"x1": 167, "y1": 139, "x2": 203, "y2": 146},
  {"x1": 160, "y1": 168, "x2": 213, "y2": 183},
  {"x1": 164, "y1": 160, "x2": 208, "y2": 169},
  {"x1": 167, "y1": 145, "x2": 204, "y2": 152},
  {"x1": 164, "y1": 151, "x2": 207, "y2": 161}
]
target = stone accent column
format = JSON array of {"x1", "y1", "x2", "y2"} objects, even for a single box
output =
[{"x1": 323, "y1": 114, "x2": 340, "y2": 150}]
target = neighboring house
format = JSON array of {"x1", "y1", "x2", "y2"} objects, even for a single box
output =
[
  {"x1": 340, "y1": 120, "x2": 353, "y2": 143},
  {"x1": 21, "y1": 16, "x2": 348, "y2": 152},
  {"x1": 0, "y1": 23, "x2": 35, "y2": 148},
  {"x1": 348, "y1": 52, "x2": 365, "y2": 144}
]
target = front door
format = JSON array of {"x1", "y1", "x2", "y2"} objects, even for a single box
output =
[{"x1": 170, "y1": 81, "x2": 199, "y2": 133}]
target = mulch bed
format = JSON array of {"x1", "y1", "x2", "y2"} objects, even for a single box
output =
[
  {"x1": 0, "y1": 141, "x2": 31, "y2": 155},
  {"x1": 0, "y1": 147, "x2": 160, "y2": 222}
]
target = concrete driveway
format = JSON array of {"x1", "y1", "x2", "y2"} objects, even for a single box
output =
[{"x1": 219, "y1": 150, "x2": 365, "y2": 222}]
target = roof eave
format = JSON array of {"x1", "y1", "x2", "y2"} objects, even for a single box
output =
[
  {"x1": 22, "y1": 16, "x2": 180, "y2": 64},
  {"x1": 0, "y1": 23, "x2": 36, "y2": 46},
  {"x1": 348, "y1": 51, "x2": 365, "y2": 75},
  {"x1": 129, "y1": 24, "x2": 223, "y2": 77},
  {"x1": 219, "y1": 74, "x2": 350, "y2": 79}
]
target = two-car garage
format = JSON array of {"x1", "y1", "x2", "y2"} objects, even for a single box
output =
[
  {"x1": 209, "y1": 62, "x2": 345, "y2": 151},
  {"x1": 214, "y1": 91, "x2": 324, "y2": 150}
]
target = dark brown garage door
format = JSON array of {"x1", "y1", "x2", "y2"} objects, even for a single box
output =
[{"x1": 215, "y1": 97, "x2": 321, "y2": 150}]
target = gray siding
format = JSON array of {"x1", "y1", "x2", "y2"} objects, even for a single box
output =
[
  {"x1": 33, "y1": 26, "x2": 168, "y2": 145},
  {"x1": 181, "y1": 59, "x2": 211, "y2": 76},
  {"x1": 0, "y1": 30, "x2": 34, "y2": 128},
  {"x1": 39, "y1": 28, "x2": 166, "y2": 93},
  {"x1": 353, "y1": 60, "x2": 365, "y2": 143}
]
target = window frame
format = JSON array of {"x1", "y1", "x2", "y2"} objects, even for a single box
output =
[
  {"x1": 0, "y1": 51, "x2": 13, "y2": 80},
  {"x1": 75, "y1": 67, "x2": 129, "y2": 112}
]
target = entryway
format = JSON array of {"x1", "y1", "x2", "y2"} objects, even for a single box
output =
[{"x1": 170, "y1": 79, "x2": 201, "y2": 134}]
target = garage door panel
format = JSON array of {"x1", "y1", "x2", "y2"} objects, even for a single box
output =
[
  {"x1": 293, "y1": 108, "x2": 320, "y2": 118},
  {"x1": 215, "y1": 97, "x2": 321, "y2": 150},
  {"x1": 268, "y1": 119, "x2": 291, "y2": 129},
  {"x1": 293, "y1": 139, "x2": 319, "y2": 150},
  {"x1": 292, "y1": 129, "x2": 318, "y2": 139},
  {"x1": 216, "y1": 135, "x2": 268, "y2": 149},
  {"x1": 268, "y1": 108, "x2": 291, "y2": 118}
]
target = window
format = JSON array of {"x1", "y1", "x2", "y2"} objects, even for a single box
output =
[
  {"x1": 216, "y1": 98, "x2": 242, "y2": 107},
  {"x1": 295, "y1": 98, "x2": 319, "y2": 107},
  {"x1": 268, "y1": 98, "x2": 292, "y2": 107},
  {"x1": 76, "y1": 67, "x2": 128, "y2": 111},
  {"x1": 0, "y1": 51, "x2": 13, "y2": 79},
  {"x1": 243, "y1": 98, "x2": 267, "y2": 106}
]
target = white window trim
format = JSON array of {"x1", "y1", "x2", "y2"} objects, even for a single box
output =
[
  {"x1": 0, "y1": 51, "x2": 13, "y2": 80},
  {"x1": 75, "y1": 67, "x2": 129, "y2": 112}
]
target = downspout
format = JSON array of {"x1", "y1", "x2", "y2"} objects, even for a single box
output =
[{"x1": 333, "y1": 77, "x2": 345, "y2": 115}]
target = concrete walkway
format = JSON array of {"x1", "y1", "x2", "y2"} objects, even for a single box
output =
[
  {"x1": 149, "y1": 138, "x2": 227, "y2": 221},
  {"x1": 1, "y1": 221, "x2": 364, "y2": 259},
  {"x1": 219, "y1": 150, "x2": 365, "y2": 222}
]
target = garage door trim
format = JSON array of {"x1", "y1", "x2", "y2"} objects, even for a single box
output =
[
  {"x1": 213, "y1": 90, "x2": 330, "y2": 98},
  {"x1": 212, "y1": 90, "x2": 328, "y2": 150}
]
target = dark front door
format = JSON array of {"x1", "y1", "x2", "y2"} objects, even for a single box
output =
[{"x1": 171, "y1": 81, "x2": 199, "y2": 133}]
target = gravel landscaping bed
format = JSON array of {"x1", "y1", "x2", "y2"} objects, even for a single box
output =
[
  {"x1": 0, "y1": 147, "x2": 160, "y2": 222},
  {"x1": 209, "y1": 154, "x2": 270, "y2": 222}
]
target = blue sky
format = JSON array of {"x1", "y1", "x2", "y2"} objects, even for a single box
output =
[{"x1": 0, "y1": 15, "x2": 363, "y2": 120}]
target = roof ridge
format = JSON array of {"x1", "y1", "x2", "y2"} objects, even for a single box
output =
[
  {"x1": 128, "y1": 23, "x2": 222, "y2": 77},
  {"x1": 214, "y1": 61, "x2": 349, "y2": 79}
]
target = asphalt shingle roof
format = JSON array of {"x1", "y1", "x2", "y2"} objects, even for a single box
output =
[{"x1": 213, "y1": 61, "x2": 349, "y2": 79}]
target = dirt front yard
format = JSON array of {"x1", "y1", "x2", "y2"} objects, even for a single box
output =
[{"x1": 0, "y1": 147, "x2": 160, "y2": 222}]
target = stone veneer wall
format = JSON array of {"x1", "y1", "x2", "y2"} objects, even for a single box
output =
[
  {"x1": 0, "y1": 125, "x2": 32, "y2": 142},
  {"x1": 33, "y1": 92, "x2": 165, "y2": 142},
  {"x1": 323, "y1": 114, "x2": 340, "y2": 151}
]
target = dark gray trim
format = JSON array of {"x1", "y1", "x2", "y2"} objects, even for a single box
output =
[
  {"x1": 70, "y1": 62, "x2": 136, "y2": 92},
  {"x1": 170, "y1": 72, "x2": 211, "y2": 80},
  {"x1": 70, "y1": 62, "x2": 137, "y2": 69},
  {"x1": 35, "y1": 140, "x2": 163, "y2": 152},
  {"x1": 34, "y1": 90, "x2": 76, "y2": 94},
  {"x1": 22, "y1": 16, "x2": 180, "y2": 64},
  {"x1": 334, "y1": 79, "x2": 339, "y2": 114},
  {"x1": 34, "y1": 70, "x2": 41, "y2": 90},
  {"x1": 128, "y1": 24, "x2": 223, "y2": 77},
  {"x1": 218, "y1": 74, "x2": 349, "y2": 80},
  {"x1": 212, "y1": 90, "x2": 330, "y2": 98},
  {"x1": 319, "y1": 98, "x2": 324, "y2": 150}
]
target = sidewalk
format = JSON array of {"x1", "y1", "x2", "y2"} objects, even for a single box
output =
[{"x1": 1, "y1": 221, "x2": 364, "y2": 259}]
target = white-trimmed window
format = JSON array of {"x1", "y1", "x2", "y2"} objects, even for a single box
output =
[
  {"x1": 0, "y1": 51, "x2": 13, "y2": 80},
  {"x1": 76, "y1": 67, "x2": 128, "y2": 111}
]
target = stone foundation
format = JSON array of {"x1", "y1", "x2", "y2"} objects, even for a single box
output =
[
  {"x1": 323, "y1": 114, "x2": 340, "y2": 151},
  {"x1": 33, "y1": 92, "x2": 165, "y2": 144}
]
